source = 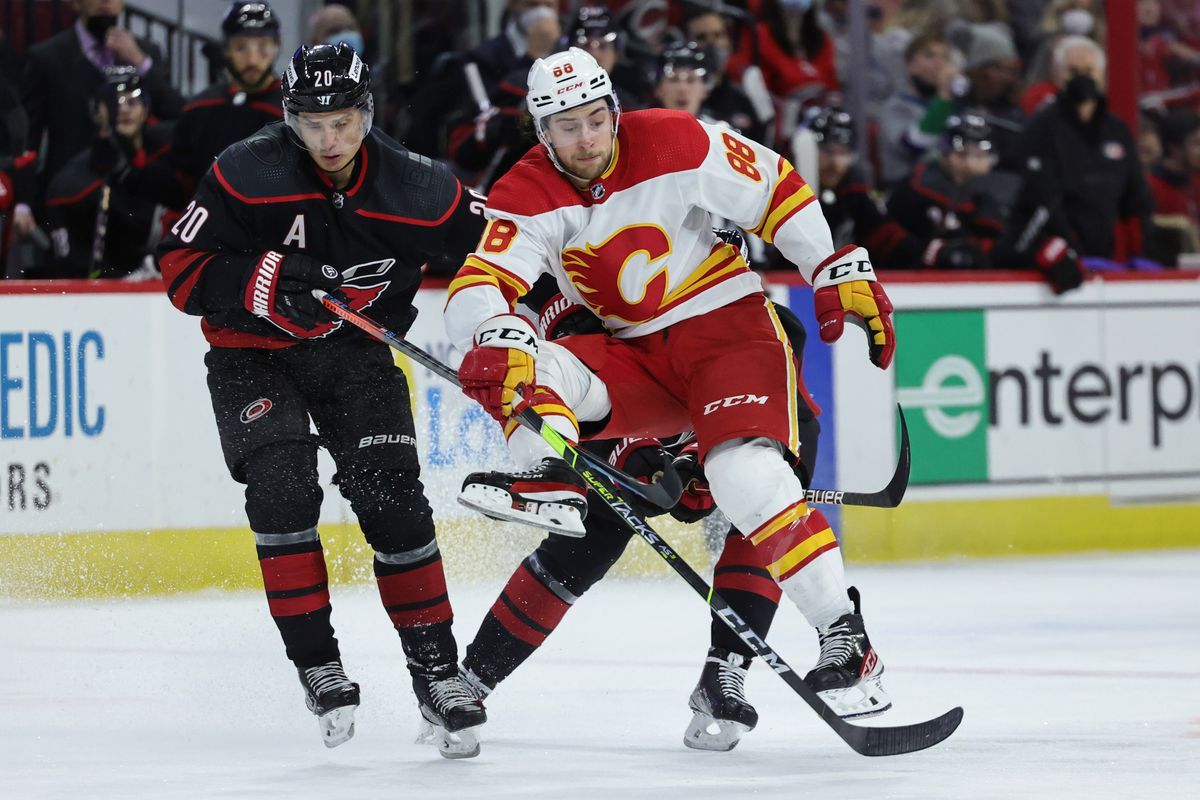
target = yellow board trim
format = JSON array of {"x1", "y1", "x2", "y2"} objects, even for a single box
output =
[
  {"x1": 768, "y1": 527, "x2": 837, "y2": 579},
  {"x1": 841, "y1": 496, "x2": 1200, "y2": 562}
]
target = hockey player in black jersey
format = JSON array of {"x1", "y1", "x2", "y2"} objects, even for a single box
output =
[
  {"x1": 170, "y1": 2, "x2": 285, "y2": 187},
  {"x1": 156, "y1": 44, "x2": 487, "y2": 757}
]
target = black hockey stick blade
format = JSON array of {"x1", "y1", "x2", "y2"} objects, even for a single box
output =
[
  {"x1": 314, "y1": 289, "x2": 682, "y2": 510},
  {"x1": 804, "y1": 404, "x2": 911, "y2": 508},
  {"x1": 844, "y1": 705, "x2": 964, "y2": 757}
]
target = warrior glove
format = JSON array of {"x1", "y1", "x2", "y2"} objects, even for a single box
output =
[
  {"x1": 670, "y1": 443, "x2": 716, "y2": 524},
  {"x1": 244, "y1": 251, "x2": 342, "y2": 336},
  {"x1": 812, "y1": 245, "x2": 895, "y2": 370},
  {"x1": 458, "y1": 314, "x2": 538, "y2": 421},
  {"x1": 609, "y1": 437, "x2": 673, "y2": 518}
]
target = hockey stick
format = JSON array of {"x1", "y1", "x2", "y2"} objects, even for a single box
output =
[
  {"x1": 314, "y1": 290, "x2": 682, "y2": 510},
  {"x1": 316, "y1": 292, "x2": 964, "y2": 756},
  {"x1": 315, "y1": 290, "x2": 909, "y2": 510}
]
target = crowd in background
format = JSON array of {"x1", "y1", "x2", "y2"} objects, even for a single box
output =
[{"x1": 2, "y1": 0, "x2": 1200, "y2": 290}]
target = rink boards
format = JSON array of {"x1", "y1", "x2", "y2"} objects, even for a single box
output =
[{"x1": 1, "y1": 273, "x2": 1199, "y2": 597}]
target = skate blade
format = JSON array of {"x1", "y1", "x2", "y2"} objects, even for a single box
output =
[
  {"x1": 817, "y1": 674, "x2": 892, "y2": 720},
  {"x1": 682, "y1": 711, "x2": 749, "y2": 752},
  {"x1": 458, "y1": 485, "x2": 585, "y2": 537},
  {"x1": 318, "y1": 704, "x2": 357, "y2": 748},
  {"x1": 436, "y1": 724, "x2": 482, "y2": 759}
]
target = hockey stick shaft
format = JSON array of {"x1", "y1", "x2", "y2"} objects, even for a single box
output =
[{"x1": 320, "y1": 294, "x2": 962, "y2": 756}]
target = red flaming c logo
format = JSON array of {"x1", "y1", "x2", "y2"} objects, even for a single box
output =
[{"x1": 561, "y1": 224, "x2": 674, "y2": 324}]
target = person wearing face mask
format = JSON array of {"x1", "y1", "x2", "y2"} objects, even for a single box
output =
[
  {"x1": 40, "y1": 68, "x2": 185, "y2": 279},
  {"x1": 1006, "y1": 36, "x2": 1153, "y2": 291},
  {"x1": 1022, "y1": 0, "x2": 1106, "y2": 114},
  {"x1": 170, "y1": 2, "x2": 285, "y2": 190},
  {"x1": 886, "y1": 114, "x2": 1006, "y2": 270},
  {"x1": 683, "y1": 6, "x2": 769, "y2": 144},
  {"x1": 20, "y1": 0, "x2": 183, "y2": 197},
  {"x1": 307, "y1": 3, "x2": 365, "y2": 54},
  {"x1": 878, "y1": 31, "x2": 964, "y2": 187}
]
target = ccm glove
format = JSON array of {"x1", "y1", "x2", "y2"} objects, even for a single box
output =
[
  {"x1": 670, "y1": 443, "x2": 716, "y2": 524},
  {"x1": 812, "y1": 245, "x2": 896, "y2": 369},
  {"x1": 244, "y1": 251, "x2": 342, "y2": 335},
  {"x1": 458, "y1": 314, "x2": 538, "y2": 421}
]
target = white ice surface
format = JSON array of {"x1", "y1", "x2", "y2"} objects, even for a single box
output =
[{"x1": 4, "y1": 551, "x2": 1199, "y2": 799}]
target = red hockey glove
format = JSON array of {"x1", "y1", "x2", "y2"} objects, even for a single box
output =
[
  {"x1": 670, "y1": 443, "x2": 716, "y2": 524},
  {"x1": 244, "y1": 251, "x2": 342, "y2": 336},
  {"x1": 610, "y1": 437, "x2": 672, "y2": 518},
  {"x1": 1036, "y1": 236, "x2": 1084, "y2": 294},
  {"x1": 458, "y1": 314, "x2": 538, "y2": 421},
  {"x1": 812, "y1": 245, "x2": 895, "y2": 370}
]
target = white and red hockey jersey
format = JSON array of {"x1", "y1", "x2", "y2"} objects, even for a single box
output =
[{"x1": 444, "y1": 108, "x2": 836, "y2": 352}]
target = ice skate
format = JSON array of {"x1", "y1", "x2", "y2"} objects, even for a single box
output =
[
  {"x1": 412, "y1": 672, "x2": 487, "y2": 759},
  {"x1": 458, "y1": 457, "x2": 588, "y2": 536},
  {"x1": 804, "y1": 587, "x2": 891, "y2": 720},
  {"x1": 683, "y1": 648, "x2": 757, "y2": 751},
  {"x1": 297, "y1": 660, "x2": 360, "y2": 748}
]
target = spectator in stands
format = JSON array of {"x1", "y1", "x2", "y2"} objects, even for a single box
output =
[
  {"x1": 958, "y1": 24, "x2": 1027, "y2": 172},
  {"x1": 0, "y1": 26, "x2": 36, "y2": 274},
  {"x1": 307, "y1": 3, "x2": 364, "y2": 53},
  {"x1": 803, "y1": 106, "x2": 924, "y2": 269},
  {"x1": 1138, "y1": 0, "x2": 1200, "y2": 103},
  {"x1": 1139, "y1": 113, "x2": 1165, "y2": 171},
  {"x1": 21, "y1": 0, "x2": 183, "y2": 194},
  {"x1": 566, "y1": 5, "x2": 647, "y2": 110},
  {"x1": 683, "y1": 3, "x2": 769, "y2": 143},
  {"x1": 1023, "y1": 0, "x2": 1106, "y2": 115},
  {"x1": 887, "y1": 113, "x2": 1006, "y2": 269},
  {"x1": 1147, "y1": 111, "x2": 1200, "y2": 229},
  {"x1": 878, "y1": 30, "x2": 962, "y2": 187},
  {"x1": 171, "y1": 2, "x2": 283, "y2": 188},
  {"x1": 1007, "y1": 36, "x2": 1153, "y2": 288},
  {"x1": 653, "y1": 42, "x2": 715, "y2": 120},
  {"x1": 823, "y1": 0, "x2": 911, "y2": 120},
  {"x1": 404, "y1": 0, "x2": 559, "y2": 160},
  {"x1": 42, "y1": 68, "x2": 184, "y2": 279},
  {"x1": 722, "y1": 0, "x2": 838, "y2": 102}
]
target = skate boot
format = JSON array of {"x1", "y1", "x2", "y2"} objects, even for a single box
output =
[
  {"x1": 297, "y1": 660, "x2": 360, "y2": 748},
  {"x1": 803, "y1": 587, "x2": 891, "y2": 720},
  {"x1": 683, "y1": 648, "x2": 758, "y2": 751},
  {"x1": 459, "y1": 665, "x2": 494, "y2": 702},
  {"x1": 412, "y1": 671, "x2": 488, "y2": 759},
  {"x1": 458, "y1": 457, "x2": 588, "y2": 536}
]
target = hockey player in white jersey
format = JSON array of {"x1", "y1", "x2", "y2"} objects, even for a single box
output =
[{"x1": 445, "y1": 48, "x2": 897, "y2": 727}]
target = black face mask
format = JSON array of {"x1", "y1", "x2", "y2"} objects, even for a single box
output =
[
  {"x1": 1063, "y1": 74, "x2": 1101, "y2": 107},
  {"x1": 911, "y1": 75, "x2": 938, "y2": 99},
  {"x1": 85, "y1": 15, "x2": 118, "y2": 39}
]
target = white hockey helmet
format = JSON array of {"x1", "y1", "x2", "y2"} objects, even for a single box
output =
[{"x1": 526, "y1": 47, "x2": 620, "y2": 173}]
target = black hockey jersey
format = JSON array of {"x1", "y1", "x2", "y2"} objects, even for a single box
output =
[
  {"x1": 157, "y1": 121, "x2": 485, "y2": 349},
  {"x1": 170, "y1": 80, "x2": 285, "y2": 185}
]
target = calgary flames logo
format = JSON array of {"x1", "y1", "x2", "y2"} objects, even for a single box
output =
[{"x1": 561, "y1": 224, "x2": 674, "y2": 324}]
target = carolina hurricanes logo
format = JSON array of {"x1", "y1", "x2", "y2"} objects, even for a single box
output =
[
  {"x1": 261, "y1": 258, "x2": 396, "y2": 338},
  {"x1": 561, "y1": 224, "x2": 673, "y2": 324},
  {"x1": 240, "y1": 398, "x2": 273, "y2": 424}
]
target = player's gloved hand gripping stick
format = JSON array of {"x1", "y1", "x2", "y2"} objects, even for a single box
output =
[{"x1": 315, "y1": 290, "x2": 961, "y2": 756}]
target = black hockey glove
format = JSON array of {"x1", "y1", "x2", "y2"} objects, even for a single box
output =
[
  {"x1": 1035, "y1": 236, "x2": 1084, "y2": 294},
  {"x1": 670, "y1": 443, "x2": 716, "y2": 524},
  {"x1": 609, "y1": 437, "x2": 673, "y2": 518},
  {"x1": 243, "y1": 251, "x2": 342, "y2": 335},
  {"x1": 923, "y1": 238, "x2": 986, "y2": 269},
  {"x1": 537, "y1": 291, "x2": 607, "y2": 339}
]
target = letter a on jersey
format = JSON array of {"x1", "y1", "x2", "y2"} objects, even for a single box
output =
[{"x1": 283, "y1": 214, "x2": 307, "y2": 248}]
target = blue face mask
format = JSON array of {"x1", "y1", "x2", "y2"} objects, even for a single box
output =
[
  {"x1": 325, "y1": 31, "x2": 364, "y2": 54},
  {"x1": 781, "y1": 0, "x2": 815, "y2": 10}
]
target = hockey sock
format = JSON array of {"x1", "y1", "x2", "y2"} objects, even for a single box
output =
[
  {"x1": 750, "y1": 506, "x2": 851, "y2": 629},
  {"x1": 374, "y1": 542, "x2": 457, "y2": 674},
  {"x1": 255, "y1": 528, "x2": 339, "y2": 668},
  {"x1": 710, "y1": 530, "x2": 781, "y2": 658},
  {"x1": 463, "y1": 552, "x2": 576, "y2": 687}
]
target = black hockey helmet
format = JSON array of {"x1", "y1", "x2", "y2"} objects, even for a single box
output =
[
  {"x1": 569, "y1": 5, "x2": 620, "y2": 47},
  {"x1": 657, "y1": 41, "x2": 712, "y2": 83},
  {"x1": 221, "y1": 1, "x2": 280, "y2": 41},
  {"x1": 283, "y1": 43, "x2": 372, "y2": 112},
  {"x1": 942, "y1": 113, "x2": 993, "y2": 153},
  {"x1": 806, "y1": 106, "x2": 856, "y2": 149}
]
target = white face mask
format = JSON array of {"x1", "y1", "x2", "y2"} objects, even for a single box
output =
[{"x1": 1061, "y1": 8, "x2": 1095, "y2": 36}]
